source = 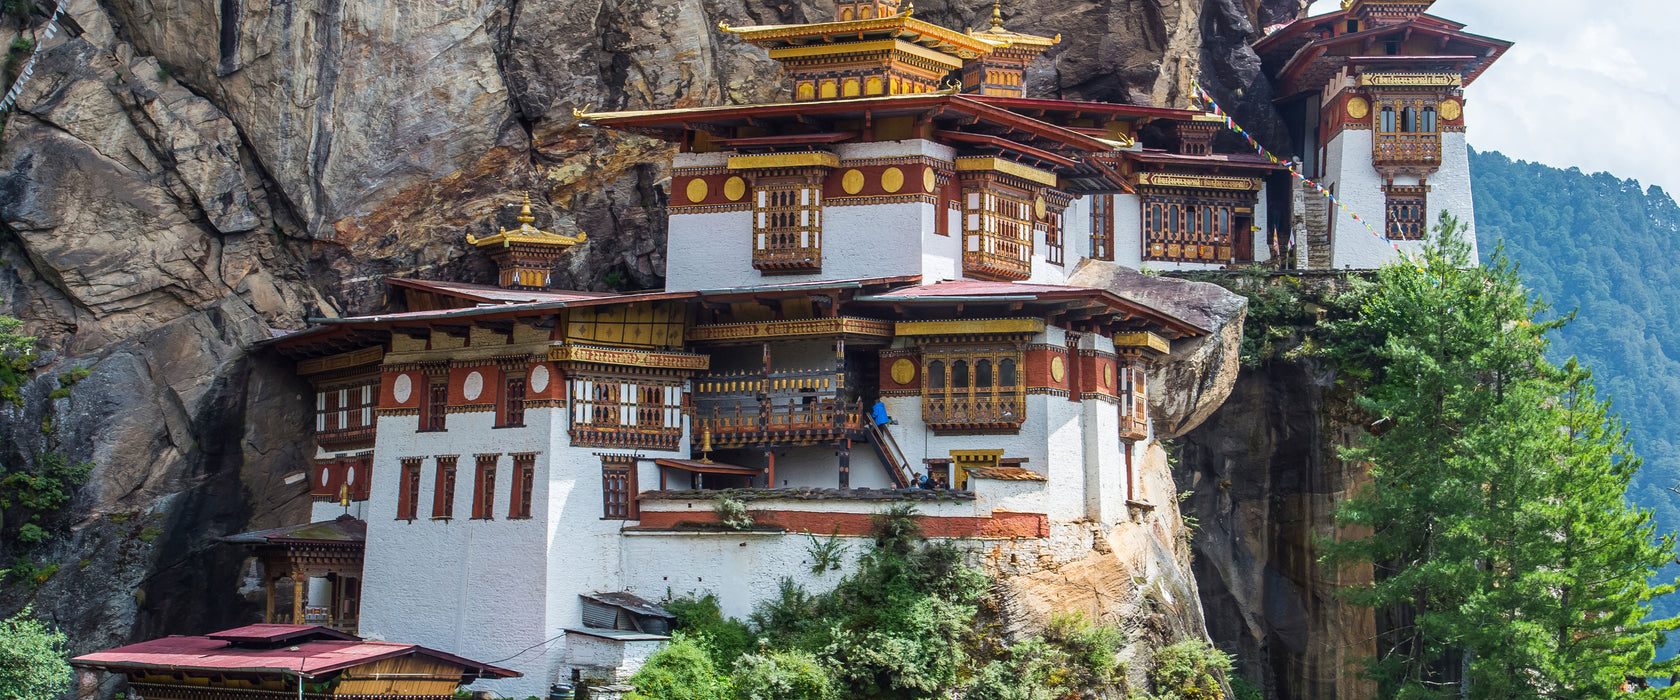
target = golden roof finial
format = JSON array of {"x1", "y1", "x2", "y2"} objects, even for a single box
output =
[
  {"x1": 990, "y1": 0, "x2": 1003, "y2": 28},
  {"x1": 465, "y1": 194, "x2": 587, "y2": 249},
  {"x1": 1341, "y1": 0, "x2": 1353, "y2": 9},
  {"x1": 699, "y1": 425, "x2": 715, "y2": 463},
  {"x1": 517, "y1": 194, "x2": 536, "y2": 225},
  {"x1": 903, "y1": 0, "x2": 914, "y2": 16}
]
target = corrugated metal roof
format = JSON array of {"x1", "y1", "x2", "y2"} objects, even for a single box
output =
[
  {"x1": 581, "y1": 592, "x2": 674, "y2": 619},
  {"x1": 220, "y1": 515, "x2": 365, "y2": 545}
]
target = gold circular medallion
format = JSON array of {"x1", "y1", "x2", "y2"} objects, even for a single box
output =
[
  {"x1": 922, "y1": 168, "x2": 938, "y2": 193},
  {"x1": 1439, "y1": 99, "x2": 1462, "y2": 121},
  {"x1": 1346, "y1": 96, "x2": 1369, "y2": 120},
  {"x1": 1050, "y1": 356, "x2": 1066, "y2": 383},
  {"x1": 881, "y1": 167, "x2": 904, "y2": 193},
  {"x1": 723, "y1": 176, "x2": 746, "y2": 201},
  {"x1": 890, "y1": 358, "x2": 916, "y2": 385},
  {"x1": 841, "y1": 169, "x2": 865, "y2": 195},
  {"x1": 1103, "y1": 365, "x2": 1113, "y2": 387},
  {"x1": 1034, "y1": 196, "x2": 1047, "y2": 219},
  {"x1": 685, "y1": 178, "x2": 709, "y2": 204}
]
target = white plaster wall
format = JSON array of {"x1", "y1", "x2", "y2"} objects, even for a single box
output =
[
  {"x1": 1113, "y1": 193, "x2": 1147, "y2": 269},
  {"x1": 1322, "y1": 129, "x2": 1477, "y2": 269},
  {"x1": 566, "y1": 633, "x2": 667, "y2": 683},
  {"x1": 824, "y1": 201, "x2": 931, "y2": 282},
  {"x1": 922, "y1": 216, "x2": 961, "y2": 283},
  {"x1": 971, "y1": 477, "x2": 1047, "y2": 515},
  {"x1": 834, "y1": 139, "x2": 955, "y2": 161},
  {"x1": 666, "y1": 210, "x2": 756, "y2": 291},
  {"x1": 1433, "y1": 131, "x2": 1478, "y2": 261},
  {"x1": 359, "y1": 409, "x2": 556, "y2": 698},
  {"x1": 1081, "y1": 400, "x2": 1125, "y2": 524},
  {"x1": 542, "y1": 418, "x2": 695, "y2": 692},
  {"x1": 1064, "y1": 195, "x2": 1094, "y2": 263},
  {"x1": 621, "y1": 530, "x2": 869, "y2": 622}
]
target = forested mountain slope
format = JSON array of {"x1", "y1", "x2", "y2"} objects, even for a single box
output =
[{"x1": 1471, "y1": 149, "x2": 1680, "y2": 533}]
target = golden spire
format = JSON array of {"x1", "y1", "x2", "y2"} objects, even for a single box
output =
[
  {"x1": 517, "y1": 194, "x2": 536, "y2": 225},
  {"x1": 903, "y1": 0, "x2": 914, "y2": 16},
  {"x1": 699, "y1": 425, "x2": 715, "y2": 463},
  {"x1": 990, "y1": 0, "x2": 1003, "y2": 28}
]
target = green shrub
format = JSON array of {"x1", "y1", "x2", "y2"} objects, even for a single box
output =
[
  {"x1": 0, "y1": 606, "x2": 72, "y2": 698},
  {"x1": 14, "y1": 523, "x2": 46, "y2": 545},
  {"x1": 1228, "y1": 675, "x2": 1262, "y2": 700},
  {"x1": 964, "y1": 638, "x2": 1062, "y2": 700},
  {"x1": 627, "y1": 633, "x2": 728, "y2": 700},
  {"x1": 713, "y1": 496, "x2": 751, "y2": 530},
  {"x1": 729, "y1": 650, "x2": 832, "y2": 700},
  {"x1": 964, "y1": 613, "x2": 1125, "y2": 700},
  {"x1": 665, "y1": 593, "x2": 754, "y2": 668},
  {"x1": 1149, "y1": 639, "x2": 1232, "y2": 700}
]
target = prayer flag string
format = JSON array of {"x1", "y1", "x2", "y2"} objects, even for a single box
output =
[
  {"x1": 1189, "y1": 79, "x2": 1407, "y2": 256},
  {"x1": 1, "y1": 0, "x2": 75, "y2": 113}
]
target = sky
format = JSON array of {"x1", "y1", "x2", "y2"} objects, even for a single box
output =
[{"x1": 1304, "y1": 0, "x2": 1679, "y2": 194}]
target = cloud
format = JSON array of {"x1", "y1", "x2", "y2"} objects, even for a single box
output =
[{"x1": 1301, "y1": 0, "x2": 1675, "y2": 193}]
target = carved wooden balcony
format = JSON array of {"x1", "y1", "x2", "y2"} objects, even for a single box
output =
[
  {"x1": 1372, "y1": 133, "x2": 1441, "y2": 168},
  {"x1": 694, "y1": 370, "x2": 864, "y2": 447},
  {"x1": 569, "y1": 424, "x2": 683, "y2": 451},
  {"x1": 922, "y1": 391, "x2": 1025, "y2": 433}
]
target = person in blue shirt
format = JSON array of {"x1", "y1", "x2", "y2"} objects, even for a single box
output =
[{"x1": 872, "y1": 400, "x2": 894, "y2": 426}]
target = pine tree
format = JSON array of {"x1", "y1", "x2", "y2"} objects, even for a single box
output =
[{"x1": 1324, "y1": 212, "x2": 1680, "y2": 697}]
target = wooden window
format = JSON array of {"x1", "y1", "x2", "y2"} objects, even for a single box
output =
[
  {"x1": 601, "y1": 456, "x2": 637, "y2": 520},
  {"x1": 499, "y1": 373, "x2": 526, "y2": 427},
  {"x1": 961, "y1": 176, "x2": 1034, "y2": 281},
  {"x1": 1119, "y1": 361, "x2": 1147, "y2": 441},
  {"x1": 1386, "y1": 191, "x2": 1427, "y2": 240},
  {"x1": 422, "y1": 380, "x2": 448, "y2": 432},
  {"x1": 1042, "y1": 206, "x2": 1064, "y2": 265},
  {"x1": 921, "y1": 344, "x2": 1026, "y2": 432},
  {"x1": 432, "y1": 456, "x2": 457, "y2": 519},
  {"x1": 1380, "y1": 106, "x2": 1396, "y2": 133},
  {"x1": 397, "y1": 458, "x2": 421, "y2": 521},
  {"x1": 570, "y1": 376, "x2": 683, "y2": 450},
  {"x1": 1090, "y1": 194, "x2": 1114, "y2": 261},
  {"x1": 1421, "y1": 107, "x2": 1437, "y2": 133},
  {"x1": 509, "y1": 454, "x2": 536, "y2": 519},
  {"x1": 752, "y1": 178, "x2": 823, "y2": 272},
  {"x1": 1141, "y1": 193, "x2": 1250, "y2": 263},
  {"x1": 471, "y1": 455, "x2": 497, "y2": 520}
]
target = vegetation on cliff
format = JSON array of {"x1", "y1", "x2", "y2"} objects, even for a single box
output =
[
  {"x1": 629, "y1": 506, "x2": 1227, "y2": 700},
  {"x1": 0, "y1": 605, "x2": 72, "y2": 698},
  {"x1": 1321, "y1": 215, "x2": 1679, "y2": 695}
]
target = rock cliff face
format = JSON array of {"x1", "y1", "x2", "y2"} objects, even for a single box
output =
[{"x1": 0, "y1": 0, "x2": 1303, "y2": 675}]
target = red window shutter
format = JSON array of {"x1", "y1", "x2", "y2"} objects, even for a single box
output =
[
  {"x1": 397, "y1": 459, "x2": 419, "y2": 520},
  {"x1": 434, "y1": 457, "x2": 457, "y2": 518},
  {"x1": 473, "y1": 455, "x2": 497, "y2": 519}
]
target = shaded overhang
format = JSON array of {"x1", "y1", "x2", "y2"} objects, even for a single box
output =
[{"x1": 582, "y1": 94, "x2": 1137, "y2": 193}]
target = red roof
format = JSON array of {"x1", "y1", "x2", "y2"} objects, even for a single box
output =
[
  {"x1": 71, "y1": 625, "x2": 519, "y2": 680},
  {"x1": 207, "y1": 624, "x2": 358, "y2": 645},
  {"x1": 854, "y1": 279, "x2": 1208, "y2": 337},
  {"x1": 869, "y1": 279, "x2": 1088, "y2": 298}
]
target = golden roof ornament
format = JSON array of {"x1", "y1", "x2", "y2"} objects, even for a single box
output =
[
  {"x1": 465, "y1": 195, "x2": 587, "y2": 250},
  {"x1": 990, "y1": 0, "x2": 1003, "y2": 28}
]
